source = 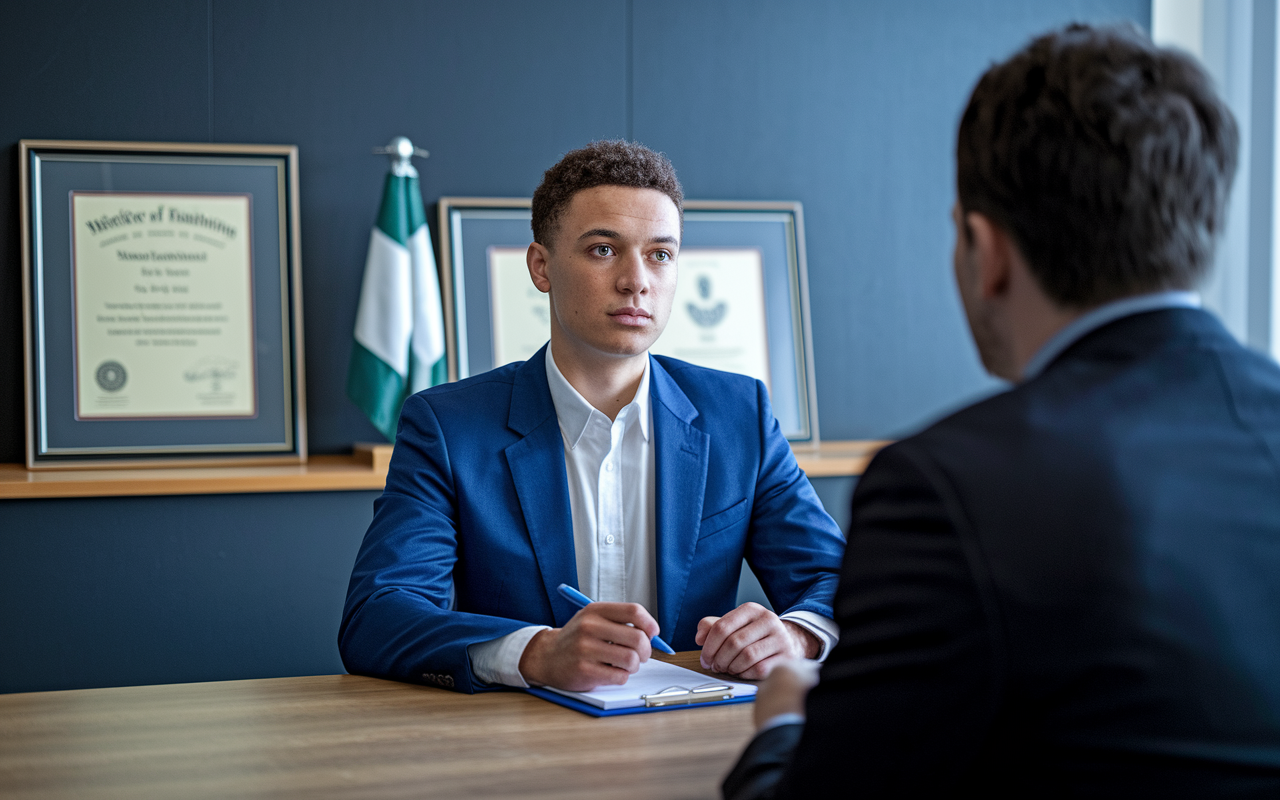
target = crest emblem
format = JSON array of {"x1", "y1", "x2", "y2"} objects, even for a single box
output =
[{"x1": 686, "y1": 274, "x2": 727, "y2": 328}]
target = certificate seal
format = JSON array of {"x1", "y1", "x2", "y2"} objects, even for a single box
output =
[{"x1": 96, "y1": 361, "x2": 127, "y2": 392}]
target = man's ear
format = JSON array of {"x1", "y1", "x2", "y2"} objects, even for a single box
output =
[
  {"x1": 527, "y1": 242, "x2": 552, "y2": 293},
  {"x1": 965, "y1": 211, "x2": 1013, "y2": 300}
]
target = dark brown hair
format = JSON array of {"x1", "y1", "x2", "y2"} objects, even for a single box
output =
[
  {"x1": 957, "y1": 23, "x2": 1238, "y2": 308},
  {"x1": 531, "y1": 140, "x2": 683, "y2": 246}
]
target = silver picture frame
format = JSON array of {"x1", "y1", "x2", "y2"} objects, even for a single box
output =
[{"x1": 20, "y1": 140, "x2": 307, "y2": 469}]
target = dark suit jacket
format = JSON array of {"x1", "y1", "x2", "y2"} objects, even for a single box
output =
[
  {"x1": 725, "y1": 308, "x2": 1280, "y2": 798},
  {"x1": 339, "y1": 346, "x2": 845, "y2": 693}
]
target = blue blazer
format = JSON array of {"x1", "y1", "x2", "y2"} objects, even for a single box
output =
[{"x1": 339, "y1": 347, "x2": 845, "y2": 693}]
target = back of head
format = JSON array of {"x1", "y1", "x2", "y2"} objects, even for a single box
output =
[
  {"x1": 957, "y1": 24, "x2": 1239, "y2": 309},
  {"x1": 531, "y1": 140, "x2": 683, "y2": 247}
]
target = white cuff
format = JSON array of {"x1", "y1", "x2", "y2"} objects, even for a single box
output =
[
  {"x1": 466, "y1": 625, "x2": 550, "y2": 688},
  {"x1": 779, "y1": 610, "x2": 838, "y2": 661},
  {"x1": 757, "y1": 712, "x2": 806, "y2": 733}
]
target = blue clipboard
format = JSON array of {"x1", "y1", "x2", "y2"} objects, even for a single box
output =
[{"x1": 526, "y1": 687, "x2": 756, "y2": 717}]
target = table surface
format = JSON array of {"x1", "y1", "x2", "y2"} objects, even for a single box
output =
[{"x1": 0, "y1": 652, "x2": 757, "y2": 800}]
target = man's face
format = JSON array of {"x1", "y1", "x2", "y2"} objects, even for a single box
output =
[
  {"x1": 951, "y1": 203, "x2": 1010, "y2": 378},
  {"x1": 531, "y1": 185, "x2": 680, "y2": 362}
]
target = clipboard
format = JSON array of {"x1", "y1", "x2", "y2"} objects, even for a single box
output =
[{"x1": 525, "y1": 658, "x2": 758, "y2": 717}]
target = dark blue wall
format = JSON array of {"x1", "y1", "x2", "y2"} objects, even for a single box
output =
[
  {"x1": 0, "y1": 492, "x2": 378, "y2": 693},
  {"x1": 0, "y1": 0, "x2": 1148, "y2": 692}
]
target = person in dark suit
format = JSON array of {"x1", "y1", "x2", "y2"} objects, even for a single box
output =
[
  {"x1": 724, "y1": 24, "x2": 1280, "y2": 798},
  {"x1": 340, "y1": 141, "x2": 845, "y2": 694}
]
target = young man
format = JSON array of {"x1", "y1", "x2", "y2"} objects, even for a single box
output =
[
  {"x1": 725, "y1": 24, "x2": 1280, "y2": 798},
  {"x1": 339, "y1": 141, "x2": 845, "y2": 693}
]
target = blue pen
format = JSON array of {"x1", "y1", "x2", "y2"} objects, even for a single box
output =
[{"x1": 556, "y1": 583, "x2": 677, "y2": 655}]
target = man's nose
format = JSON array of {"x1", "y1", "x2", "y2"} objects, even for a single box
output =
[{"x1": 616, "y1": 251, "x2": 648, "y2": 294}]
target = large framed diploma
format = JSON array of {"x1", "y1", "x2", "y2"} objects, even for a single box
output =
[
  {"x1": 438, "y1": 198, "x2": 819, "y2": 442},
  {"x1": 20, "y1": 141, "x2": 306, "y2": 469}
]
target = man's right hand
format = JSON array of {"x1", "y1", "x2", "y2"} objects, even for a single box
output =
[
  {"x1": 752, "y1": 657, "x2": 820, "y2": 729},
  {"x1": 518, "y1": 602, "x2": 660, "y2": 691}
]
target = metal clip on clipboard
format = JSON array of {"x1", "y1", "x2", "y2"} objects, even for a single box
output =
[{"x1": 641, "y1": 682, "x2": 734, "y2": 708}]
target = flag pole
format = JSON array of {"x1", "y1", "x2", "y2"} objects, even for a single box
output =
[
  {"x1": 348, "y1": 135, "x2": 447, "y2": 450},
  {"x1": 372, "y1": 136, "x2": 429, "y2": 173}
]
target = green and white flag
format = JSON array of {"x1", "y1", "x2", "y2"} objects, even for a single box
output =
[{"x1": 346, "y1": 161, "x2": 446, "y2": 440}]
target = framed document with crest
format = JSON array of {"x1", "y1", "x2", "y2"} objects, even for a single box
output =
[
  {"x1": 19, "y1": 140, "x2": 306, "y2": 469},
  {"x1": 437, "y1": 198, "x2": 819, "y2": 442}
]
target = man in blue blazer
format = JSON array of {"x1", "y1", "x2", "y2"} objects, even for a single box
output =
[
  {"x1": 340, "y1": 141, "x2": 845, "y2": 693},
  {"x1": 725, "y1": 24, "x2": 1280, "y2": 798}
]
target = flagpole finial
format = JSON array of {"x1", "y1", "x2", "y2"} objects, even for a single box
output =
[{"x1": 373, "y1": 136, "x2": 429, "y2": 175}]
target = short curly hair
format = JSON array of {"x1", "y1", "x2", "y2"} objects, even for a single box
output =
[
  {"x1": 957, "y1": 23, "x2": 1237, "y2": 308},
  {"x1": 531, "y1": 140, "x2": 683, "y2": 246}
]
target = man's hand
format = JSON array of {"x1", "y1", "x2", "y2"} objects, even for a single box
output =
[
  {"x1": 695, "y1": 602, "x2": 822, "y2": 679},
  {"x1": 518, "y1": 602, "x2": 659, "y2": 691},
  {"x1": 752, "y1": 657, "x2": 821, "y2": 729}
]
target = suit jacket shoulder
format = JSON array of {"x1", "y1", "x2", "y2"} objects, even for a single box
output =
[
  {"x1": 866, "y1": 307, "x2": 1280, "y2": 790},
  {"x1": 727, "y1": 308, "x2": 1280, "y2": 798}
]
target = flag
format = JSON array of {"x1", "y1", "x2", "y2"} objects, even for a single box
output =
[{"x1": 346, "y1": 160, "x2": 447, "y2": 440}]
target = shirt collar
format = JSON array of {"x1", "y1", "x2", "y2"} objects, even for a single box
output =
[
  {"x1": 545, "y1": 344, "x2": 651, "y2": 449},
  {"x1": 1020, "y1": 290, "x2": 1202, "y2": 381}
]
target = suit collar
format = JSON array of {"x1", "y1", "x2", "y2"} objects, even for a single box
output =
[
  {"x1": 650, "y1": 358, "x2": 710, "y2": 639},
  {"x1": 509, "y1": 348, "x2": 698, "y2": 435},
  {"x1": 1040, "y1": 305, "x2": 1232, "y2": 378},
  {"x1": 508, "y1": 345, "x2": 558, "y2": 436},
  {"x1": 1024, "y1": 291, "x2": 1202, "y2": 380},
  {"x1": 649, "y1": 356, "x2": 699, "y2": 424},
  {"x1": 506, "y1": 345, "x2": 577, "y2": 624}
]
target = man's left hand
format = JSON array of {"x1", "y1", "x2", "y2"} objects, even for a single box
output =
[{"x1": 694, "y1": 602, "x2": 822, "y2": 679}]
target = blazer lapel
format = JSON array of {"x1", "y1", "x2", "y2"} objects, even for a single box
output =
[
  {"x1": 505, "y1": 346, "x2": 579, "y2": 627},
  {"x1": 650, "y1": 358, "x2": 710, "y2": 640}
]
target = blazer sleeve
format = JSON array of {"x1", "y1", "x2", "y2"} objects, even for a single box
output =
[
  {"x1": 337, "y1": 393, "x2": 532, "y2": 693},
  {"x1": 743, "y1": 380, "x2": 846, "y2": 619},
  {"x1": 723, "y1": 442, "x2": 1002, "y2": 799}
]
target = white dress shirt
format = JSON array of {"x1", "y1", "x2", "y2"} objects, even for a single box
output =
[{"x1": 468, "y1": 345, "x2": 837, "y2": 687}]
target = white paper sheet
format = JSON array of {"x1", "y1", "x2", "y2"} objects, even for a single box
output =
[{"x1": 542, "y1": 659, "x2": 757, "y2": 710}]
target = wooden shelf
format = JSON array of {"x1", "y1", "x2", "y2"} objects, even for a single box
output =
[
  {"x1": 0, "y1": 440, "x2": 887, "y2": 500},
  {"x1": 0, "y1": 455, "x2": 388, "y2": 500},
  {"x1": 792, "y1": 439, "x2": 890, "y2": 478}
]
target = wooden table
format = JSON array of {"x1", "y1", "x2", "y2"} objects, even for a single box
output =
[{"x1": 0, "y1": 653, "x2": 756, "y2": 799}]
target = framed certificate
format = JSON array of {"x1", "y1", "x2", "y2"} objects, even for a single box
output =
[
  {"x1": 20, "y1": 140, "x2": 306, "y2": 468},
  {"x1": 437, "y1": 198, "x2": 819, "y2": 442}
]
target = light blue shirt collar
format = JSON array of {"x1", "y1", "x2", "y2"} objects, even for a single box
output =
[{"x1": 1020, "y1": 290, "x2": 1201, "y2": 381}]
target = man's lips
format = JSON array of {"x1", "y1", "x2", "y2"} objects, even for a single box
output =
[{"x1": 609, "y1": 307, "x2": 652, "y2": 326}]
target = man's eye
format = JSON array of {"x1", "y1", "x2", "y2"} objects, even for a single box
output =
[
  {"x1": 592, "y1": 244, "x2": 614, "y2": 257},
  {"x1": 653, "y1": 250, "x2": 671, "y2": 262}
]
